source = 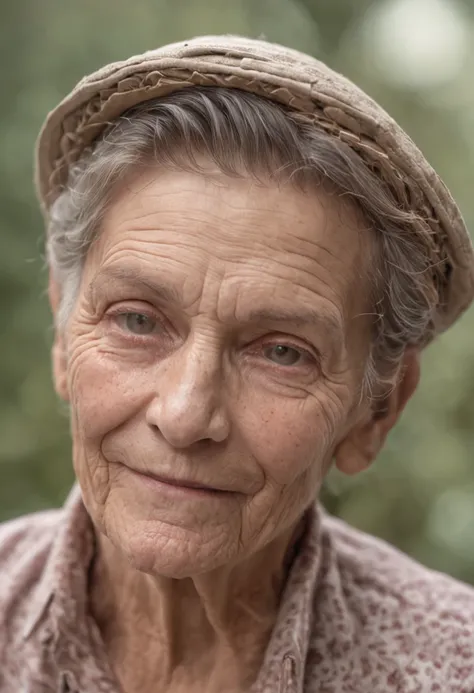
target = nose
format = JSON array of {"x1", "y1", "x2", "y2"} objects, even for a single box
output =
[{"x1": 145, "y1": 343, "x2": 230, "y2": 448}]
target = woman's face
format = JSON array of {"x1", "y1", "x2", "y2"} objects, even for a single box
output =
[{"x1": 55, "y1": 169, "x2": 373, "y2": 578}]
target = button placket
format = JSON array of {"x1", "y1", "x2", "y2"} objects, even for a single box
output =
[{"x1": 279, "y1": 654, "x2": 298, "y2": 693}]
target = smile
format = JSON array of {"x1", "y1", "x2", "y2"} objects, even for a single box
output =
[{"x1": 128, "y1": 467, "x2": 233, "y2": 497}]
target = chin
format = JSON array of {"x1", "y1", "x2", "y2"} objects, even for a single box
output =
[
  {"x1": 106, "y1": 513, "x2": 233, "y2": 579},
  {"x1": 124, "y1": 530, "x2": 226, "y2": 578}
]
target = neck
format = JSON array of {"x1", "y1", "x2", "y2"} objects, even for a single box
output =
[{"x1": 89, "y1": 521, "x2": 304, "y2": 693}]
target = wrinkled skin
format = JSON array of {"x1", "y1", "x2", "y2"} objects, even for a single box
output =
[{"x1": 51, "y1": 170, "x2": 418, "y2": 692}]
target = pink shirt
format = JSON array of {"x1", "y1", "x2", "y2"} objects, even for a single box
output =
[{"x1": 1, "y1": 485, "x2": 474, "y2": 692}]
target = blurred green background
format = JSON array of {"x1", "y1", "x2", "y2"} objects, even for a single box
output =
[{"x1": 2, "y1": 0, "x2": 474, "y2": 582}]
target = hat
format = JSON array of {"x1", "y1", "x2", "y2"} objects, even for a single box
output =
[{"x1": 35, "y1": 34, "x2": 474, "y2": 336}]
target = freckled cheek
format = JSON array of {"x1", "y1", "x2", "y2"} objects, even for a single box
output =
[
  {"x1": 238, "y1": 397, "x2": 332, "y2": 486},
  {"x1": 67, "y1": 347, "x2": 153, "y2": 440}
]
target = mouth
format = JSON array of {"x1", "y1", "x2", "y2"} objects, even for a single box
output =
[{"x1": 128, "y1": 467, "x2": 233, "y2": 496}]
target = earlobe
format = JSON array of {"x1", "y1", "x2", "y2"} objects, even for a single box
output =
[
  {"x1": 333, "y1": 423, "x2": 381, "y2": 476},
  {"x1": 334, "y1": 348, "x2": 420, "y2": 476}
]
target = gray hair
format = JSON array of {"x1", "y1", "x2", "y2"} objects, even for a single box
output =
[{"x1": 47, "y1": 87, "x2": 435, "y2": 398}]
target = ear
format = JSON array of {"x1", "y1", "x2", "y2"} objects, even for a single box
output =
[
  {"x1": 334, "y1": 348, "x2": 420, "y2": 475},
  {"x1": 48, "y1": 275, "x2": 69, "y2": 402}
]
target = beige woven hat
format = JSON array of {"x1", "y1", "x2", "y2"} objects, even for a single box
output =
[{"x1": 35, "y1": 34, "x2": 474, "y2": 337}]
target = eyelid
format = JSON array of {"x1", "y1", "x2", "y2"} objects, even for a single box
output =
[
  {"x1": 105, "y1": 304, "x2": 168, "y2": 339},
  {"x1": 105, "y1": 300, "x2": 157, "y2": 316},
  {"x1": 105, "y1": 303, "x2": 168, "y2": 328},
  {"x1": 250, "y1": 340, "x2": 322, "y2": 373},
  {"x1": 106, "y1": 302, "x2": 191, "y2": 352}
]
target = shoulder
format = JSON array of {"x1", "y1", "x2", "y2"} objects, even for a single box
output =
[
  {"x1": 0, "y1": 508, "x2": 62, "y2": 625},
  {"x1": 0, "y1": 507, "x2": 62, "y2": 574},
  {"x1": 324, "y1": 512, "x2": 474, "y2": 617},
  {"x1": 308, "y1": 513, "x2": 474, "y2": 692}
]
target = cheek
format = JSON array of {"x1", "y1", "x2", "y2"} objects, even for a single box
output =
[
  {"x1": 67, "y1": 344, "x2": 153, "y2": 440},
  {"x1": 67, "y1": 344, "x2": 158, "y2": 513},
  {"x1": 237, "y1": 388, "x2": 340, "y2": 487}
]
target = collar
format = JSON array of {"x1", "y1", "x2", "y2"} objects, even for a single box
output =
[
  {"x1": 22, "y1": 485, "x2": 117, "y2": 692},
  {"x1": 21, "y1": 484, "x2": 93, "y2": 642}
]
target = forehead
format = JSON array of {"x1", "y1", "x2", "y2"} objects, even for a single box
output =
[{"x1": 87, "y1": 169, "x2": 371, "y2": 320}]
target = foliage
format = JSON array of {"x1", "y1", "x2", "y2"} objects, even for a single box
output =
[{"x1": 1, "y1": 0, "x2": 474, "y2": 583}]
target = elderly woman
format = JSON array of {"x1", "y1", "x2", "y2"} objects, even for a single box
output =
[{"x1": 1, "y1": 35, "x2": 474, "y2": 693}]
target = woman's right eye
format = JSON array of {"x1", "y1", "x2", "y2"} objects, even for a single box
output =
[{"x1": 115, "y1": 312, "x2": 159, "y2": 336}]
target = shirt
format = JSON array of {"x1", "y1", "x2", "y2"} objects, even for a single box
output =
[{"x1": 1, "y1": 485, "x2": 474, "y2": 692}]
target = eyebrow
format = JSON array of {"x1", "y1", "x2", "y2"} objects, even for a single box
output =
[
  {"x1": 87, "y1": 265, "x2": 181, "y2": 305},
  {"x1": 244, "y1": 307, "x2": 343, "y2": 341}
]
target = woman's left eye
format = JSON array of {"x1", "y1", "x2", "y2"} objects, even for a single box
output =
[
  {"x1": 116, "y1": 312, "x2": 158, "y2": 335},
  {"x1": 263, "y1": 344, "x2": 307, "y2": 366}
]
